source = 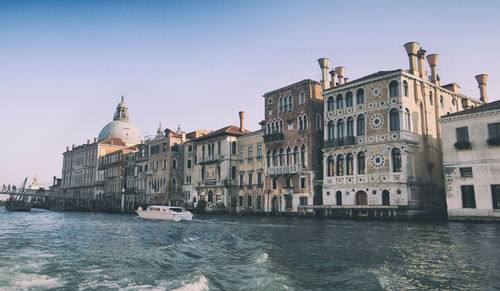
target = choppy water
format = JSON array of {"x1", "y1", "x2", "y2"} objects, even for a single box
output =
[{"x1": 0, "y1": 207, "x2": 499, "y2": 290}]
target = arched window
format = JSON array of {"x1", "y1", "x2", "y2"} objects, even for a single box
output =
[
  {"x1": 336, "y1": 191, "x2": 342, "y2": 206},
  {"x1": 440, "y1": 95, "x2": 444, "y2": 108},
  {"x1": 267, "y1": 123, "x2": 271, "y2": 134},
  {"x1": 272, "y1": 121, "x2": 277, "y2": 133},
  {"x1": 356, "y1": 89, "x2": 365, "y2": 104},
  {"x1": 272, "y1": 149, "x2": 277, "y2": 167},
  {"x1": 347, "y1": 117, "x2": 354, "y2": 137},
  {"x1": 327, "y1": 156, "x2": 334, "y2": 176},
  {"x1": 390, "y1": 109, "x2": 400, "y2": 131},
  {"x1": 279, "y1": 97, "x2": 283, "y2": 113},
  {"x1": 429, "y1": 91, "x2": 433, "y2": 105},
  {"x1": 327, "y1": 96, "x2": 335, "y2": 111},
  {"x1": 303, "y1": 115, "x2": 308, "y2": 129},
  {"x1": 279, "y1": 120, "x2": 283, "y2": 133},
  {"x1": 299, "y1": 91, "x2": 305, "y2": 104},
  {"x1": 389, "y1": 81, "x2": 399, "y2": 97},
  {"x1": 357, "y1": 152, "x2": 366, "y2": 174},
  {"x1": 337, "y1": 119, "x2": 345, "y2": 139},
  {"x1": 405, "y1": 109, "x2": 411, "y2": 131},
  {"x1": 172, "y1": 159, "x2": 177, "y2": 169},
  {"x1": 316, "y1": 114, "x2": 322, "y2": 131},
  {"x1": 284, "y1": 97, "x2": 288, "y2": 112},
  {"x1": 328, "y1": 121, "x2": 334, "y2": 140},
  {"x1": 336, "y1": 94, "x2": 344, "y2": 109},
  {"x1": 279, "y1": 148, "x2": 284, "y2": 166},
  {"x1": 266, "y1": 150, "x2": 270, "y2": 167},
  {"x1": 392, "y1": 148, "x2": 402, "y2": 172},
  {"x1": 231, "y1": 166, "x2": 237, "y2": 179},
  {"x1": 382, "y1": 190, "x2": 390, "y2": 206},
  {"x1": 232, "y1": 141, "x2": 237, "y2": 155},
  {"x1": 300, "y1": 145, "x2": 306, "y2": 167},
  {"x1": 346, "y1": 92, "x2": 353, "y2": 107},
  {"x1": 293, "y1": 146, "x2": 299, "y2": 165},
  {"x1": 336, "y1": 154, "x2": 344, "y2": 176},
  {"x1": 298, "y1": 116, "x2": 303, "y2": 131},
  {"x1": 288, "y1": 95, "x2": 293, "y2": 111},
  {"x1": 286, "y1": 147, "x2": 291, "y2": 165},
  {"x1": 171, "y1": 177, "x2": 177, "y2": 192},
  {"x1": 317, "y1": 148, "x2": 323, "y2": 168},
  {"x1": 357, "y1": 114, "x2": 365, "y2": 136},
  {"x1": 346, "y1": 153, "x2": 353, "y2": 175},
  {"x1": 403, "y1": 81, "x2": 409, "y2": 97}
]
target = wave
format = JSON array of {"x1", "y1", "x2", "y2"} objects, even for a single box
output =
[{"x1": 171, "y1": 275, "x2": 209, "y2": 291}]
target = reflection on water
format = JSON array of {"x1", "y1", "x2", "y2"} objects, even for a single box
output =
[{"x1": 0, "y1": 207, "x2": 499, "y2": 290}]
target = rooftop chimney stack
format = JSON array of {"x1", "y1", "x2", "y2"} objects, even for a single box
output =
[
  {"x1": 475, "y1": 74, "x2": 488, "y2": 103},
  {"x1": 66, "y1": 146, "x2": 69, "y2": 152},
  {"x1": 318, "y1": 58, "x2": 331, "y2": 89},
  {"x1": 94, "y1": 138, "x2": 97, "y2": 143},
  {"x1": 417, "y1": 48, "x2": 427, "y2": 80},
  {"x1": 403, "y1": 42, "x2": 420, "y2": 76},
  {"x1": 335, "y1": 66, "x2": 345, "y2": 85},
  {"x1": 239, "y1": 111, "x2": 245, "y2": 132},
  {"x1": 344, "y1": 77, "x2": 349, "y2": 83},
  {"x1": 87, "y1": 139, "x2": 90, "y2": 145},
  {"x1": 329, "y1": 69, "x2": 336, "y2": 87},
  {"x1": 426, "y1": 54, "x2": 439, "y2": 84}
]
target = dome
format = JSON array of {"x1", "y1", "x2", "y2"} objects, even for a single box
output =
[
  {"x1": 97, "y1": 96, "x2": 141, "y2": 146},
  {"x1": 98, "y1": 120, "x2": 141, "y2": 145}
]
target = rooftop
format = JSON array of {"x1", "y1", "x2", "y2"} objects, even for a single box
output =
[
  {"x1": 193, "y1": 125, "x2": 251, "y2": 142},
  {"x1": 442, "y1": 99, "x2": 500, "y2": 118}
]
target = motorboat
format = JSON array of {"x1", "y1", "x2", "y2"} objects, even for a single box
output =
[{"x1": 135, "y1": 205, "x2": 193, "y2": 221}]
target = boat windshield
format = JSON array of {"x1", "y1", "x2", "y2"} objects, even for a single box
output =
[{"x1": 169, "y1": 208, "x2": 183, "y2": 213}]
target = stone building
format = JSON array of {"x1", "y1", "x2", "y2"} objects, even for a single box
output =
[
  {"x1": 182, "y1": 130, "x2": 210, "y2": 208},
  {"x1": 263, "y1": 80, "x2": 325, "y2": 214},
  {"x1": 440, "y1": 98, "x2": 500, "y2": 221},
  {"x1": 236, "y1": 128, "x2": 265, "y2": 214},
  {"x1": 124, "y1": 143, "x2": 149, "y2": 206},
  {"x1": 320, "y1": 42, "x2": 483, "y2": 218},
  {"x1": 192, "y1": 112, "x2": 250, "y2": 212}
]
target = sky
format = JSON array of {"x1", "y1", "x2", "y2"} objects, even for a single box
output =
[{"x1": 1, "y1": 0, "x2": 499, "y2": 187}]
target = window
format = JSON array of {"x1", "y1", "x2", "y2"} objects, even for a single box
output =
[
  {"x1": 461, "y1": 185, "x2": 476, "y2": 208},
  {"x1": 405, "y1": 109, "x2": 411, "y2": 131},
  {"x1": 257, "y1": 195, "x2": 262, "y2": 210},
  {"x1": 272, "y1": 177, "x2": 277, "y2": 190},
  {"x1": 163, "y1": 159, "x2": 166, "y2": 170},
  {"x1": 300, "y1": 145, "x2": 306, "y2": 168},
  {"x1": 346, "y1": 153, "x2": 353, "y2": 175},
  {"x1": 327, "y1": 156, "x2": 335, "y2": 176},
  {"x1": 279, "y1": 97, "x2": 283, "y2": 113},
  {"x1": 171, "y1": 177, "x2": 177, "y2": 192},
  {"x1": 268, "y1": 97, "x2": 273, "y2": 104},
  {"x1": 356, "y1": 89, "x2": 365, "y2": 104},
  {"x1": 231, "y1": 166, "x2": 236, "y2": 179},
  {"x1": 283, "y1": 97, "x2": 288, "y2": 112},
  {"x1": 357, "y1": 114, "x2": 365, "y2": 136},
  {"x1": 390, "y1": 109, "x2": 400, "y2": 131},
  {"x1": 347, "y1": 117, "x2": 354, "y2": 137},
  {"x1": 336, "y1": 154, "x2": 344, "y2": 176},
  {"x1": 257, "y1": 172, "x2": 263, "y2": 187},
  {"x1": 299, "y1": 197, "x2": 308, "y2": 205},
  {"x1": 188, "y1": 145, "x2": 193, "y2": 152},
  {"x1": 172, "y1": 159, "x2": 177, "y2": 169},
  {"x1": 403, "y1": 81, "x2": 408, "y2": 97},
  {"x1": 392, "y1": 148, "x2": 402, "y2": 172},
  {"x1": 456, "y1": 127, "x2": 469, "y2": 142},
  {"x1": 238, "y1": 196, "x2": 243, "y2": 207},
  {"x1": 248, "y1": 173, "x2": 253, "y2": 187},
  {"x1": 285, "y1": 177, "x2": 291, "y2": 188},
  {"x1": 460, "y1": 167, "x2": 473, "y2": 178},
  {"x1": 267, "y1": 123, "x2": 271, "y2": 134},
  {"x1": 257, "y1": 145, "x2": 262, "y2": 159},
  {"x1": 336, "y1": 191, "x2": 342, "y2": 206},
  {"x1": 288, "y1": 95, "x2": 293, "y2": 111},
  {"x1": 488, "y1": 122, "x2": 500, "y2": 141},
  {"x1": 293, "y1": 146, "x2": 299, "y2": 165},
  {"x1": 429, "y1": 91, "x2": 433, "y2": 105},
  {"x1": 272, "y1": 149, "x2": 277, "y2": 167},
  {"x1": 337, "y1": 119, "x2": 345, "y2": 139},
  {"x1": 279, "y1": 148, "x2": 284, "y2": 166},
  {"x1": 239, "y1": 174, "x2": 244, "y2": 188},
  {"x1": 303, "y1": 115, "x2": 308, "y2": 129},
  {"x1": 316, "y1": 114, "x2": 322, "y2": 131},
  {"x1": 239, "y1": 147, "x2": 244, "y2": 161},
  {"x1": 266, "y1": 150, "x2": 270, "y2": 166},
  {"x1": 328, "y1": 121, "x2": 334, "y2": 140},
  {"x1": 298, "y1": 116, "x2": 303, "y2": 131},
  {"x1": 492, "y1": 185, "x2": 500, "y2": 209},
  {"x1": 248, "y1": 147, "x2": 253, "y2": 159},
  {"x1": 286, "y1": 147, "x2": 291, "y2": 165},
  {"x1": 336, "y1": 94, "x2": 344, "y2": 109},
  {"x1": 285, "y1": 196, "x2": 292, "y2": 209},
  {"x1": 346, "y1": 92, "x2": 353, "y2": 107},
  {"x1": 300, "y1": 177, "x2": 306, "y2": 189},
  {"x1": 279, "y1": 120, "x2": 283, "y2": 133},
  {"x1": 440, "y1": 95, "x2": 444, "y2": 108},
  {"x1": 357, "y1": 152, "x2": 366, "y2": 174},
  {"x1": 187, "y1": 159, "x2": 192, "y2": 169},
  {"x1": 327, "y1": 96, "x2": 335, "y2": 111},
  {"x1": 248, "y1": 195, "x2": 253, "y2": 207},
  {"x1": 317, "y1": 148, "x2": 323, "y2": 168},
  {"x1": 382, "y1": 190, "x2": 390, "y2": 206},
  {"x1": 299, "y1": 91, "x2": 305, "y2": 104},
  {"x1": 231, "y1": 141, "x2": 237, "y2": 155},
  {"x1": 389, "y1": 81, "x2": 399, "y2": 97}
]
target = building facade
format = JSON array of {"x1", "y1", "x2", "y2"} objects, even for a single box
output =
[
  {"x1": 263, "y1": 80, "x2": 325, "y2": 214},
  {"x1": 440, "y1": 99, "x2": 500, "y2": 221},
  {"x1": 320, "y1": 42, "x2": 483, "y2": 218}
]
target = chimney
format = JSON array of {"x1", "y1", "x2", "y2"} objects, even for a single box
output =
[
  {"x1": 53, "y1": 176, "x2": 56, "y2": 186},
  {"x1": 475, "y1": 74, "x2": 488, "y2": 103},
  {"x1": 66, "y1": 146, "x2": 69, "y2": 152},
  {"x1": 403, "y1": 42, "x2": 420, "y2": 76},
  {"x1": 344, "y1": 77, "x2": 349, "y2": 83},
  {"x1": 94, "y1": 138, "x2": 97, "y2": 143},
  {"x1": 329, "y1": 69, "x2": 336, "y2": 87},
  {"x1": 462, "y1": 98, "x2": 470, "y2": 110},
  {"x1": 318, "y1": 58, "x2": 331, "y2": 89},
  {"x1": 335, "y1": 66, "x2": 345, "y2": 85},
  {"x1": 239, "y1": 111, "x2": 245, "y2": 132},
  {"x1": 417, "y1": 48, "x2": 427, "y2": 79},
  {"x1": 72, "y1": 144, "x2": 75, "y2": 149},
  {"x1": 87, "y1": 139, "x2": 90, "y2": 145},
  {"x1": 426, "y1": 54, "x2": 439, "y2": 84}
]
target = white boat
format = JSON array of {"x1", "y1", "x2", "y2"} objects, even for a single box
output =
[{"x1": 135, "y1": 205, "x2": 193, "y2": 221}]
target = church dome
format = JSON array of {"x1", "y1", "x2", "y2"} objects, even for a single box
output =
[{"x1": 98, "y1": 96, "x2": 141, "y2": 146}]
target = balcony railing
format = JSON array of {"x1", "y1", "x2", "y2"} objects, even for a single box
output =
[
  {"x1": 198, "y1": 155, "x2": 223, "y2": 164},
  {"x1": 264, "y1": 132, "x2": 285, "y2": 143},
  {"x1": 324, "y1": 136, "x2": 356, "y2": 148},
  {"x1": 266, "y1": 164, "x2": 300, "y2": 175}
]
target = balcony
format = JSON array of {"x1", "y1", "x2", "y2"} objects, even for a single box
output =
[
  {"x1": 266, "y1": 164, "x2": 300, "y2": 175},
  {"x1": 264, "y1": 132, "x2": 285, "y2": 143},
  {"x1": 198, "y1": 155, "x2": 222, "y2": 164},
  {"x1": 324, "y1": 137, "x2": 356, "y2": 148},
  {"x1": 454, "y1": 141, "x2": 471, "y2": 150}
]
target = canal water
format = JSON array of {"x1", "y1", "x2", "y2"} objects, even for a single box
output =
[{"x1": 0, "y1": 207, "x2": 499, "y2": 290}]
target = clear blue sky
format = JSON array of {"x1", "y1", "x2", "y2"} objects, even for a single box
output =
[{"x1": 1, "y1": 0, "x2": 499, "y2": 186}]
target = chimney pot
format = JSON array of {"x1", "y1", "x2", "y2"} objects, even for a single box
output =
[
  {"x1": 403, "y1": 42, "x2": 420, "y2": 75},
  {"x1": 318, "y1": 58, "x2": 331, "y2": 89},
  {"x1": 239, "y1": 111, "x2": 245, "y2": 132},
  {"x1": 87, "y1": 139, "x2": 90, "y2": 145},
  {"x1": 94, "y1": 138, "x2": 97, "y2": 143},
  {"x1": 335, "y1": 66, "x2": 345, "y2": 85},
  {"x1": 426, "y1": 53, "x2": 439, "y2": 84},
  {"x1": 475, "y1": 74, "x2": 488, "y2": 103},
  {"x1": 417, "y1": 48, "x2": 427, "y2": 79},
  {"x1": 329, "y1": 69, "x2": 336, "y2": 87}
]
